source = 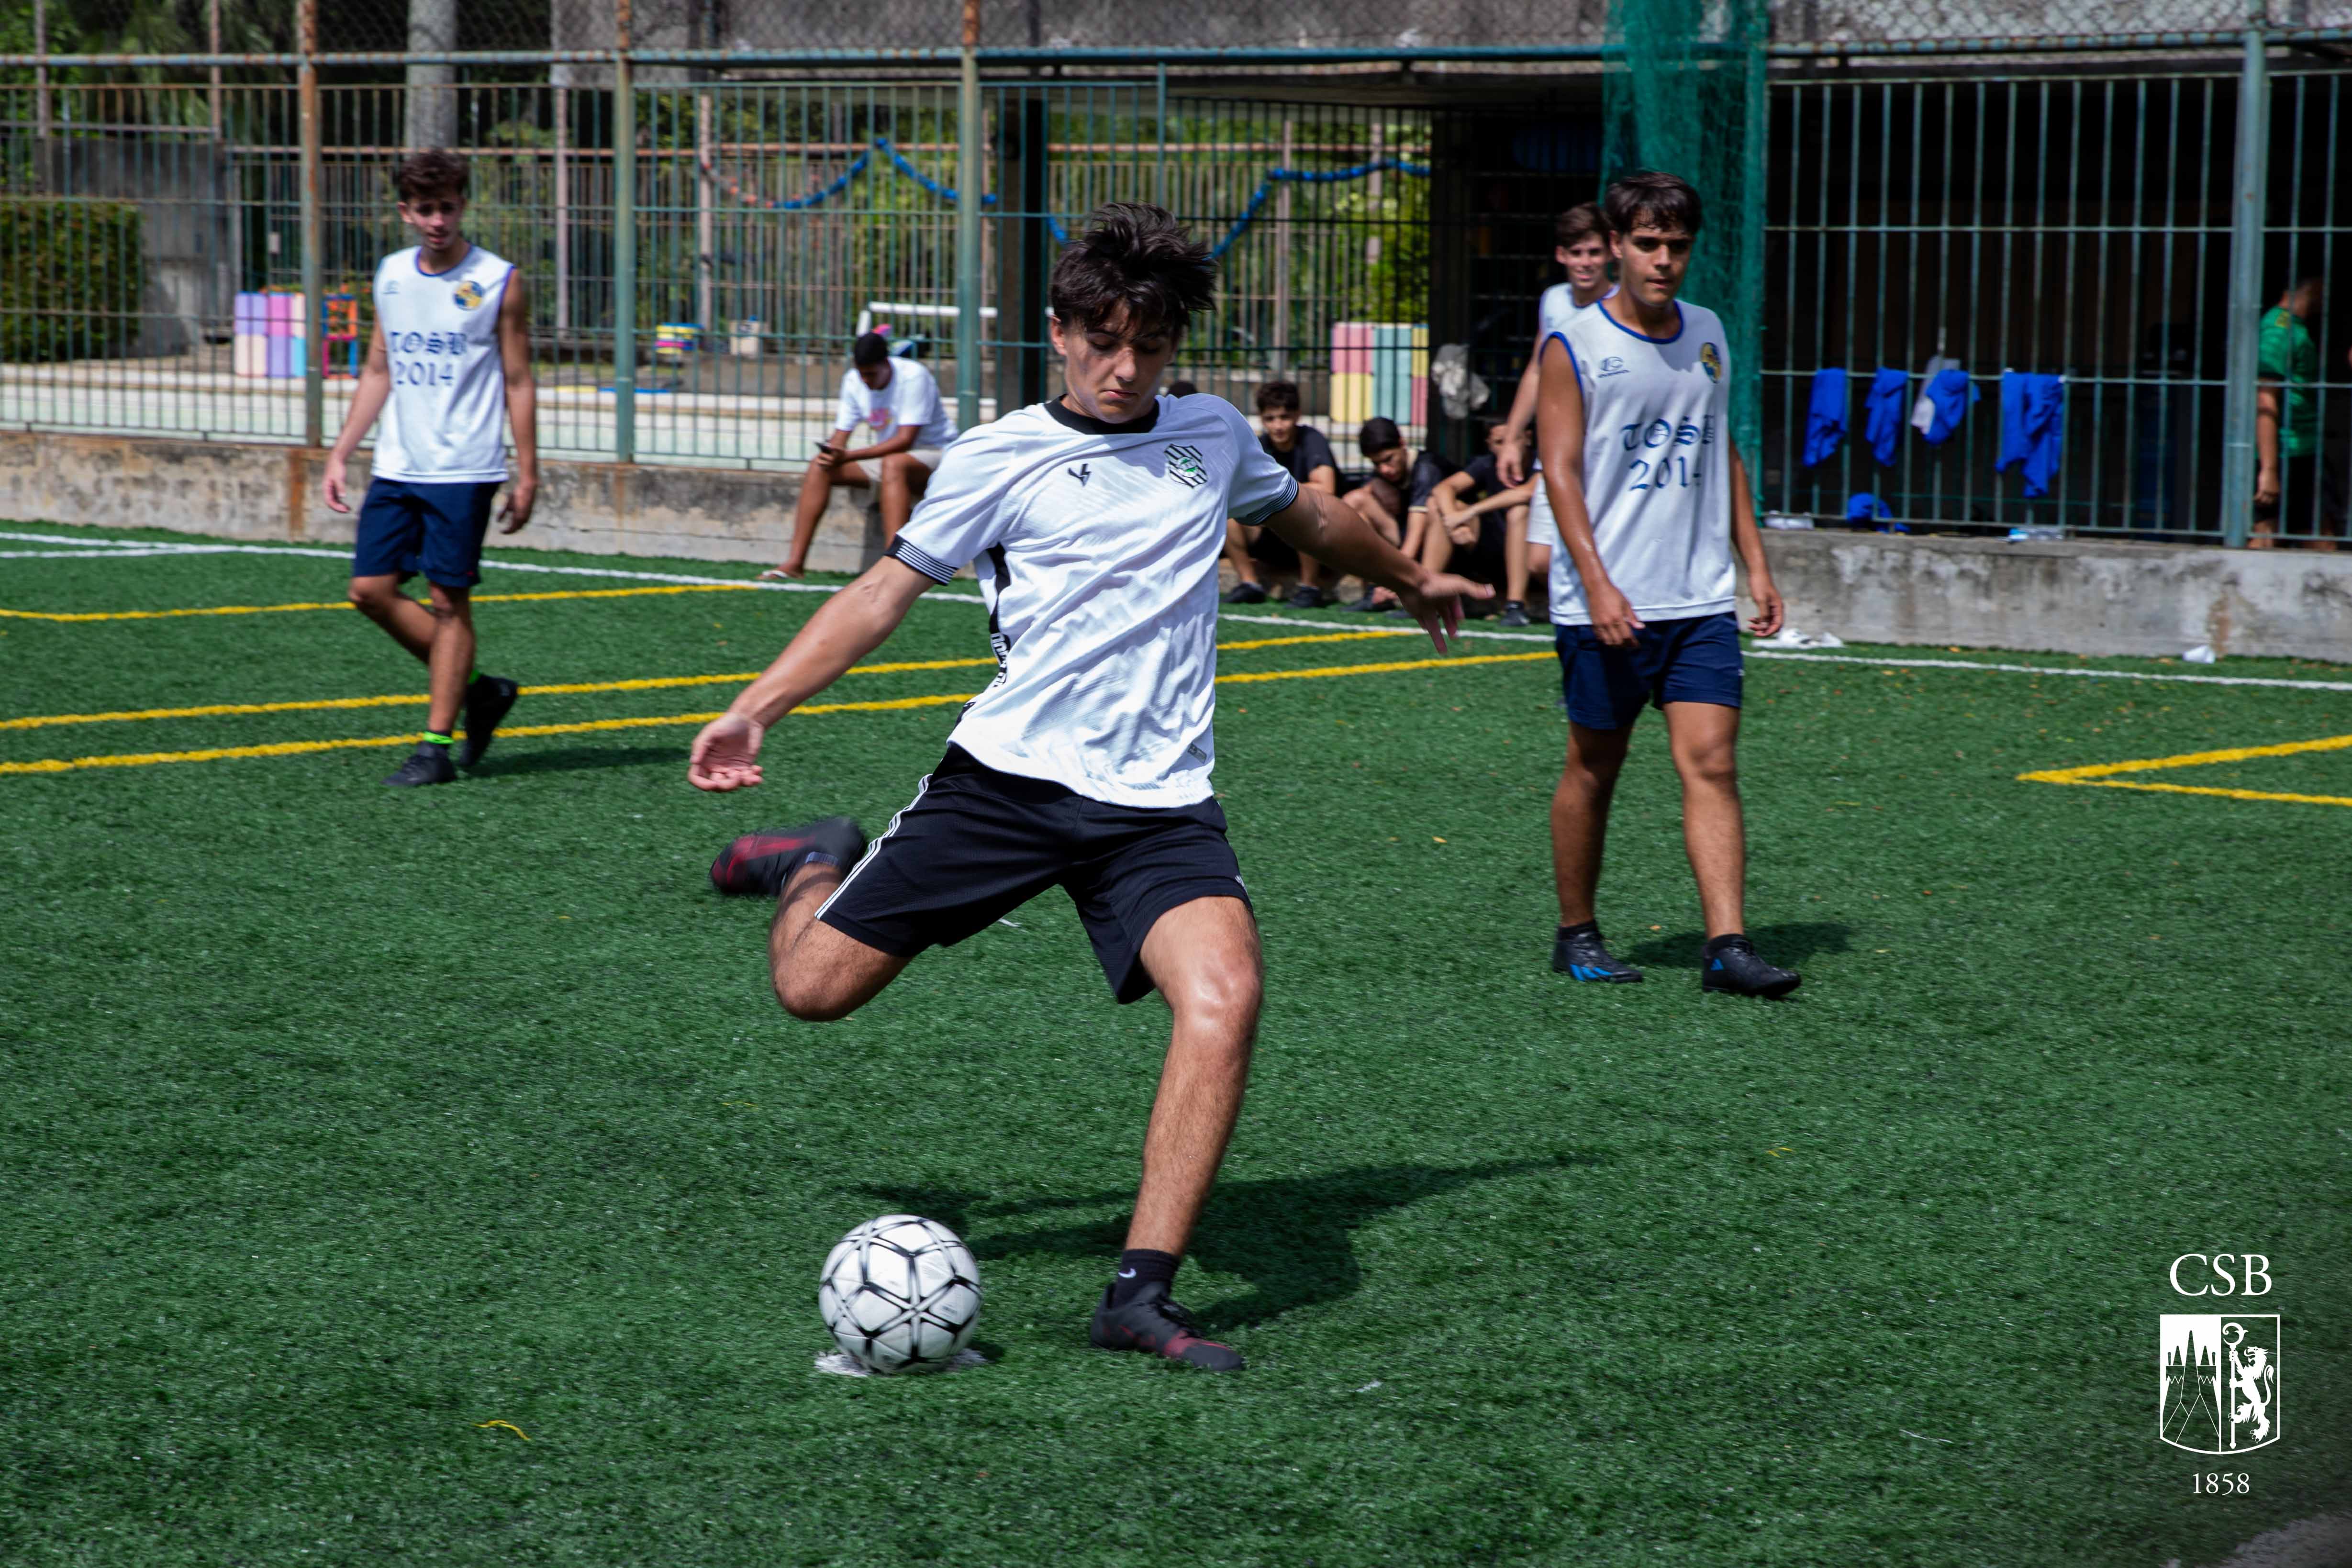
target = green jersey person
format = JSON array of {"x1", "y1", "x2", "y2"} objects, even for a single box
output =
[{"x1": 2254, "y1": 275, "x2": 2343, "y2": 549}]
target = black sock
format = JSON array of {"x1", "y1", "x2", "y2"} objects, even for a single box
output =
[
  {"x1": 1704, "y1": 933, "x2": 1749, "y2": 956},
  {"x1": 1557, "y1": 920, "x2": 1599, "y2": 942},
  {"x1": 1109, "y1": 1248, "x2": 1180, "y2": 1307}
]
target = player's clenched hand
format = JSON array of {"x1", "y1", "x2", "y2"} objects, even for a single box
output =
[
  {"x1": 1497, "y1": 438, "x2": 1528, "y2": 489},
  {"x1": 322, "y1": 456, "x2": 352, "y2": 515},
  {"x1": 1745, "y1": 577, "x2": 1785, "y2": 639},
  {"x1": 1395, "y1": 571, "x2": 1493, "y2": 653},
  {"x1": 1586, "y1": 582, "x2": 1645, "y2": 647},
  {"x1": 498, "y1": 476, "x2": 536, "y2": 534},
  {"x1": 688, "y1": 711, "x2": 767, "y2": 791}
]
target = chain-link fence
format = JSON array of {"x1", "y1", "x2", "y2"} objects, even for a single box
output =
[{"x1": 1, "y1": 0, "x2": 2347, "y2": 541}]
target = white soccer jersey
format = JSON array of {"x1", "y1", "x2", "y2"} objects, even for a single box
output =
[
  {"x1": 1543, "y1": 300, "x2": 1737, "y2": 626},
  {"x1": 885, "y1": 394, "x2": 1300, "y2": 807},
  {"x1": 370, "y1": 244, "x2": 514, "y2": 484},
  {"x1": 835, "y1": 357, "x2": 958, "y2": 450}
]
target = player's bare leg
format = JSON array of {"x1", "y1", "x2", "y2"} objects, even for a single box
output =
[
  {"x1": 875, "y1": 454, "x2": 931, "y2": 552},
  {"x1": 775, "y1": 458, "x2": 871, "y2": 578},
  {"x1": 1503, "y1": 507, "x2": 1543, "y2": 624},
  {"x1": 1663, "y1": 701, "x2": 1799, "y2": 996},
  {"x1": 1550, "y1": 721, "x2": 1644, "y2": 982},
  {"x1": 1093, "y1": 894, "x2": 1259, "y2": 1370},
  {"x1": 348, "y1": 573, "x2": 438, "y2": 662},
  {"x1": 767, "y1": 864, "x2": 910, "y2": 1021},
  {"x1": 424, "y1": 581, "x2": 475, "y2": 739},
  {"x1": 1221, "y1": 519, "x2": 1267, "y2": 600}
]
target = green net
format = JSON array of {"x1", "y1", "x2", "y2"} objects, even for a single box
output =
[{"x1": 1602, "y1": 0, "x2": 1769, "y2": 489}]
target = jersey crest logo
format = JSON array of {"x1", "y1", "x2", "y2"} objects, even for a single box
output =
[
  {"x1": 1067, "y1": 463, "x2": 1092, "y2": 486},
  {"x1": 1163, "y1": 444, "x2": 1208, "y2": 489},
  {"x1": 1597, "y1": 356, "x2": 1628, "y2": 377},
  {"x1": 452, "y1": 278, "x2": 485, "y2": 311},
  {"x1": 1700, "y1": 342, "x2": 1722, "y2": 381}
]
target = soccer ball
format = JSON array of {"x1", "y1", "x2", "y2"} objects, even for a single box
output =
[{"x1": 818, "y1": 1215, "x2": 982, "y2": 1374}]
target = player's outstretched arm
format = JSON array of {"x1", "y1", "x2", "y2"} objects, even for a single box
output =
[
  {"x1": 687, "y1": 559, "x2": 934, "y2": 791},
  {"x1": 1498, "y1": 357, "x2": 1541, "y2": 486},
  {"x1": 1534, "y1": 337, "x2": 1640, "y2": 646},
  {"x1": 1261, "y1": 486, "x2": 1491, "y2": 651}
]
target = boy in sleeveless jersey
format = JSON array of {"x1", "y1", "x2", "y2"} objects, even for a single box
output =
[
  {"x1": 323, "y1": 149, "x2": 538, "y2": 787},
  {"x1": 1499, "y1": 202, "x2": 1616, "y2": 625},
  {"x1": 1534, "y1": 172, "x2": 1798, "y2": 997}
]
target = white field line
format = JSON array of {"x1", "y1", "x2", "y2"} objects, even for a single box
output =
[{"x1": 10, "y1": 529, "x2": 2351, "y2": 693}]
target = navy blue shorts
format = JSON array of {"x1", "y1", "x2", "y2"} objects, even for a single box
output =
[
  {"x1": 816, "y1": 746, "x2": 1253, "y2": 1004},
  {"x1": 352, "y1": 478, "x2": 502, "y2": 588},
  {"x1": 1554, "y1": 611, "x2": 1743, "y2": 730}
]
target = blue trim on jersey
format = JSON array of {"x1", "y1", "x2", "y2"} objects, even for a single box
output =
[
  {"x1": 1542, "y1": 329, "x2": 1582, "y2": 381},
  {"x1": 1596, "y1": 300, "x2": 1686, "y2": 345}
]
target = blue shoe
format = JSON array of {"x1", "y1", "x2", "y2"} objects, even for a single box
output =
[
  {"x1": 1700, "y1": 936, "x2": 1801, "y2": 998},
  {"x1": 1552, "y1": 927, "x2": 1642, "y2": 982}
]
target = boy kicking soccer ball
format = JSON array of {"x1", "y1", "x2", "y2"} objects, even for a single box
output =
[{"x1": 689, "y1": 204, "x2": 1487, "y2": 1370}]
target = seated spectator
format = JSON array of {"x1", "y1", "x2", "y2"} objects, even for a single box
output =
[
  {"x1": 1222, "y1": 379, "x2": 1340, "y2": 606},
  {"x1": 1421, "y1": 421, "x2": 1536, "y2": 623},
  {"x1": 1166, "y1": 378, "x2": 1200, "y2": 398},
  {"x1": 1344, "y1": 416, "x2": 1457, "y2": 612}
]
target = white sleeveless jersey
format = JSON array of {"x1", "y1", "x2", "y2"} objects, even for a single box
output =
[
  {"x1": 370, "y1": 244, "x2": 515, "y2": 484},
  {"x1": 1543, "y1": 300, "x2": 1736, "y2": 626}
]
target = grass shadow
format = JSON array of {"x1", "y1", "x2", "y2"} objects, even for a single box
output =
[
  {"x1": 857, "y1": 1153, "x2": 1601, "y2": 1333},
  {"x1": 468, "y1": 744, "x2": 679, "y2": 778},
  {"x1": 1620, "y1": 920, "x2": 1853, "y2": 971}
]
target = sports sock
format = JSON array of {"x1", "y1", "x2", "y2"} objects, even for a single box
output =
[
  {"x1": 1557, "y1": 920, "x2": 1599, "y2": 942},
  {"x1": 1703, "y1": 933, "x2": 1749, "y2": 956},
  {"x1": 1109, "y1": 1248, "x2": 1180, "y2": 1307},
  {"x1": 422, "y1": 731, "x2": 455, "y2": 747}
]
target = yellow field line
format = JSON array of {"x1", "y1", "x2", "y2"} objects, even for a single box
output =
[
  {"x1": 0, "y1": 630, "x2": 1412, "y2": 732},
  {"x1": 2019, "y1": 731, "x2": 2352, "y2": 810},
  {"x1": 0, "y1": 581, "x2": 768, "y2": 623},
  {"x1": 0, "y1": 639, "x2": 1524, "y2": 777}
]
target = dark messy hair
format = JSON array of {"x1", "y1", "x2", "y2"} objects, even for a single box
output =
[
  {"x1": 1602, "y1": 170, "x2": 1704, "y2": 237},
  {"x1": 1555, "y1": 201, "x2": 1609, "y2": 249},
  {"x1": 850, "y1": 330, "x2": 892, "y2": 368},
  {"x1": 1255, "y1": 379, "x2": 1302, "y2": 415},
  {"x1": 1166, "y1": 378, "x2": 1199, "y2": 397},
  {"x1": 393, "y1": 149, "x2": 469, "y2": 204},
  {"x1": 1049, "y1": 203, "x2": 1216, "y2": 338},
  {"x1": 1358, "y1": 416, "x2": 1404, "y2": 456}
]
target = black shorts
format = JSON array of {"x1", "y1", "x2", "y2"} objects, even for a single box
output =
[
  {"x1": 1244, "y1": 523, "x2": 1302, "y2": 571},
  {"x1": 816, "y1": 746, "x2": 1253, "y2": 1004},
  {"x1": 1447, "y1": 512, "x2": 1508, "y2": 586}
]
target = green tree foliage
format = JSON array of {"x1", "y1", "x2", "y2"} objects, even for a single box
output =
[{"x1": 0, "y1": 196, "x2": 145, "y2": 359}]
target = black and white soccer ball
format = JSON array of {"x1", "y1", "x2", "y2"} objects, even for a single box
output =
[{"x1": 818, "y1": 1215, "x2": 982, "y2": 1374}]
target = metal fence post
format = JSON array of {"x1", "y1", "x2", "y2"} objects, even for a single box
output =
[
  {"x1": 613, "y1": 1, "x2": 637, "y2": 466},
  {"x1": 957, "y1": 0, "x2": 983, "y2": 431},
  {"x1": 298, "y1": 0, "x2": 323, "y2": 449},
  {"x1": 1155, "y1": 64, "x2": 1167, "y2": 210},
  {"x1": 2218, "y1": 8, "x2": 2270, "y2": 546}
]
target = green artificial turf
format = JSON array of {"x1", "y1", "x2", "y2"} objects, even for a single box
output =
[{"x1": 2, "y1": 521, "x2": 2347, "y2": 1566}]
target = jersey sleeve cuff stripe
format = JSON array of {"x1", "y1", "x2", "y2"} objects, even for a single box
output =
[
  {"x1": 886, "y1": 538, "x2": 959, "y2": 583},
  {"x1": 1237, "y1": 473, "x2": 1300, "y2": 528}
]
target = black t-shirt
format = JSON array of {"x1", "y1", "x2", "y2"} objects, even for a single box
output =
[
  {"x1": 1458, "y1": 452, "x2": 1503, "y2": 503},
  {"x1": 1406, "y1": 450, "x2": 1460, "y2": 510},
  {"x1": 1259, "y1": 425, "x2": 1338, "y2": 487}
]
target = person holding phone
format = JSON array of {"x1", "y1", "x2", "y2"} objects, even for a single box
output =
[{"x1": 766, "y1": 332, "x2": 959, "y2": 579}]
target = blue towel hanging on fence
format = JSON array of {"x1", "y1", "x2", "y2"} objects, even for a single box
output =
[
  {"x1": 1997, "y1": 372, "x2": 2067, "y2": 498},
  {"x1": 1862, "y1": 368, "x2": 1909, "y2": 465},
  {"x1": 1920, "y1": 367, "x2": 1979, "y2": 445},
  {"x1": 1803, "y1": 368, "x2": 1847, "y2": 467}
]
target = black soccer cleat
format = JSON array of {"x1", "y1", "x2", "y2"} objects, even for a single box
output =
[
  {"x1": 1090, "y1": 1280, "x2": 1245, "y2": 1371},
  {"x1": 1700, "y1": 936, "x2": 1802, "y2": 998},
  {"x1": 1552, "y1": 926, "x2": 1643, "y2": 983},
  {"x1": 1498, "y1": 600, "x2": 1532, "y2": 627},
  {"x1": 708, "y1": 816, "x2": 866, "y2": 898},
  {"x1": 1221, "y1": 580, "x2": 1269, "y2": 604},
  {"x1": 1286, "y1": 583, "x2": 1329, "y2": 609},
  {"x1": 458, "y1": 675, "x2": 521, "y2": 767},
  {"x1": 383, "y1": 742, "x2": 458, "y2": 788}
]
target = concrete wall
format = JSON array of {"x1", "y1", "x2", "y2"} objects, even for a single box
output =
[
  {"x1": 6, "y1": 431, "x2": 2350, "y2": 660},
  {"x1": 0, "y1": 431, "x2": 888, "y2": 577},
  {"x1": 1759, "y1": 529, "x2": 2352, "y2": 662}
]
